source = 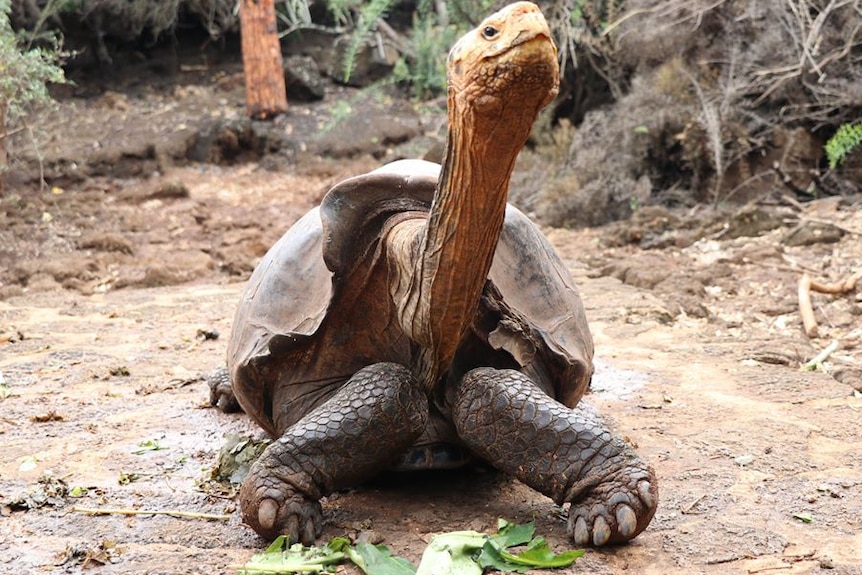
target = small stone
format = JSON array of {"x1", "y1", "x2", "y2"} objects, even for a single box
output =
[
  {"x1": 356, "y1": 530, "x2": 384, "y2": 544},
  {"x1": 734, "y1": 454, "x2": 755, "y2": 466},
  {"x1": 782, "y1": 221, "x2": 844, "y2": 247},
  {"x1": 819, "y1": 555, "x2": 835, "y2": 569}
]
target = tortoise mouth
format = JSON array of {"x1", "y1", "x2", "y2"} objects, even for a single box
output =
[
  {"x1": 510, "y1": 27, "x2": 552, "y2": 49},
  {"x1": 488, "y1": 29, "x2": 556, "y2": 69},
  {"x1": 491, "y1": 34, "x2": 558, "y2": 85}
]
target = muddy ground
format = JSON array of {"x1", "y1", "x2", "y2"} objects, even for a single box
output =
[{"x1": 2, "y1": 54, "x2": 862, "y2": 575}]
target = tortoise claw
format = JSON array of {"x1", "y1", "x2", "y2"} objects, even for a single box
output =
[
  {"x1": 591, "y1": 515, "x2": 611, "y2": 546},
  {"x1": 258, "y1": 497, "x2": 280, "y2": 531},
  {"x1": 567, "y1": 477, "x2": 657, "y2": 547},
  {"x1": 616, "y1": 504, "x2": 638, "y2": 538},
  {"x1": 241, "y1": 482, "x2": 323, "y2": 544}
]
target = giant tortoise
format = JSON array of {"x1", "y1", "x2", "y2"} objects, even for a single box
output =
[{"x1": 210, "y1": 0, "x2": 658, "y2": 548}]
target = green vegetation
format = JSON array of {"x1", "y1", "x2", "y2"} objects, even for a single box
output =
[
  {"x1": 392, "y1": 11, "x2": 461, "y2": 98},
  {"x1": 231, "y1": 520, "x2": 584, "y2": 574},
  {"x1": 825, "y1": 122, "x2": 862, "y2": 170},
  {"x1": 0, "y1": 0, "x2": 66, "y2": 182},
  {"x1": 341, "y1": 0, "x2": 397, "y2": 82},
  {"x1": 334, "y1": 0, "x2": 476, "y2": 96}
]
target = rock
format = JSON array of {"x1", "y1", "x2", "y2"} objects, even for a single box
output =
[
  {"x1": 284, "y1": 55, "x2": 326, "y2": 101},
  {"x1": 77, "y1": 232, "x2": 134, "y2": 254},
  {"x1": 311, "y1": 101, "x2": 421, "y2": 159},
  {"x1": 782, "y1": 221, "x2": 845, "y2": 247},
  {"x1": 188, "y1": 117, "x2": 297, "y2": 164},
  {"x1": 599, "y1": 254, "x2": 677, "y2": 289},
  {"x1": 723, "y1": 206, "x2": 786, "y2": 239},
  {"x1": 832, "y1": 367, "x2": 862, "y2": 391}
]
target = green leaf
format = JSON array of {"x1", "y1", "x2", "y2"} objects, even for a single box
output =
[
  {"x1": 793, "y1": 513, "x2": 814, "y2": 524},
  {"x1": 476, "y1": 541, "x2": 530, "y2": 573},
  {"x1": 489, "y1": 519, "x2": 535, "y2": 548},
  {"x1": 231, "y1": 535, "x2": 346, "y2": 574},
  {"x1": 478, "y1": 521, "x2": 584, "y2": 572},
  {"x1": 349, "y1": 541, "x2": 417, "y2": 575},
  {"x1": 132, "y1": 438, "x2": 168, "y2": 455},
  {"x1": 415, "y1": 531, "x2": 486, "y2": 575},
  {"x1": 508, "y1": 537, "x2": 585, "y2": 568},
  {"x1": 825, "y1": 121, "x2": 862, "y2": 169},
  {"x1": 69, "y1": 485, "x2": 88, "y2": 498},
  {"x1": 266, "y1": 535, "x2": 290, "y2": 554}
]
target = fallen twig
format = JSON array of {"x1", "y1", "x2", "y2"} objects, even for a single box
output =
[
  {"x1": 747, "y1": 563, "x2": 793, "y2": 573},
  {"x1": 798, "y1": 274, "x2": 818, "y2": 337},
  {"x1": 801, "y1": 340, "x2": 840, "y2": 371},
  {"x1": 71, "y1": 506, "x2": 230, "y2": 521},
  {"x1": 809, "y1": 270, "x2": 862, "y2": 294},
  {"x1": 798, "y1": 271, "x2": 861, "y2": 337},
  {"x1": 681, "y1": 493, "x2": 706, "y2": 514}
]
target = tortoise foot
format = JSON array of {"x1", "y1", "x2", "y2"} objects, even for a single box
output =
[
  {"x1": 567, "y1": 471, "x2": 657, "y2": 546},
  {"x1": 207, "y1": 367, "x2": 241, "y2": 413},
  {"x1": 240, "y1": 479, "x2": 323, "y2": 544},
  {"x1": 237, "y1": 363, "x2": 427, "y2": 542},
  {"x1": 453, "y1": 367, "x2": 658, "y2": 547}
]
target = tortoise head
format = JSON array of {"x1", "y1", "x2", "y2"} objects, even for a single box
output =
[{"x1": 447, "y1": 1, "x2": 559, "y2": 117}]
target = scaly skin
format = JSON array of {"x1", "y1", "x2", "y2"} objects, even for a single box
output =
[
  {"x1": 239, "y1": 363, "x2": 427, "y2": 543},
  {"x1": 453, "y1": 368, "x2": 658, "y2": 546},
  {"x1": 208, "y1": 368, "x2": 241, "y2": 413}
]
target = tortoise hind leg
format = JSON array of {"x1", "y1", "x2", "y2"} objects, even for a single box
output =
[
  {"x1": 240, "y1": 362, "x2": 428, "y2": 543},
  {"x1": 452, "y1": 367, "x2": 658, "y2": 546},
  {"x1": 208, "y1": 367, "x2": 242, "y2": 413}
]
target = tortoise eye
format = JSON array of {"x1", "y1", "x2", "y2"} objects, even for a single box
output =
[{"x1": 482, "y1": 26, "x2": 499, "y2": 40}]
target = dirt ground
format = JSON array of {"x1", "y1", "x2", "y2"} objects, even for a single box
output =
[{"x1": 2, "y1": 57, "x2": 862, "y2": 575}]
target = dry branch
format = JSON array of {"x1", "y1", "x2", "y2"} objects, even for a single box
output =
[
  {"x1": 809, "y1": 270, "x2": 862, "y2": 294},
  {"x1": 798, "y1": 270, "x2": 860, "y2": 337},
  {"x1": 798, "y1": 273, "x2": 818, "y2": 337},
  {"x1": 801, "y1": 339, "x2": 840, "y2": 371},
  {"x1": 71, "y1": 506, "x2": 231, "y2": 521}
]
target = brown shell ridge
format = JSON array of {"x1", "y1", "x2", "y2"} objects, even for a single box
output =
[
  {"x1": 319, "y1": 170, "x2": 437, "y2": 281},
  {"x1": 488, "y1": 204, "x2": 595, "y2": 407}
]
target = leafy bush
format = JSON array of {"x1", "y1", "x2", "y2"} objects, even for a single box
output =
[
  {"x1": 336, "y1": 0, "x2": 482, "y2": 95},
  {"x1": 825, "y1": 122, "x2": 862, "y2": 170},
  {"x1": 340, "y1": 0, "x2": 397, "y2": 82},
  {"x1": 539, "y1": 0, "x2": 862, "y2": 227},
  {"x1": 0, "y1": 0, "x2": 66, "y2": 185},
  {"x1": 392, "y1": 10, "x2": 461, "y2": 98}
]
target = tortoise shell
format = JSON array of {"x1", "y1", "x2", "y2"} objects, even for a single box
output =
[{"x1": 226, "y1": 159, "x2": 594, "y2": 450}]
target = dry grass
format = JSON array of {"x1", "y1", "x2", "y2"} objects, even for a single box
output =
[{"x1": 532, "y1": 0, "x2": 862, "y2": 227}]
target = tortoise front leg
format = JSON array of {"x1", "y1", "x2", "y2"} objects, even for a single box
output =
[
  {"x1": 240, "y1": 362, "x2": 428, "y2": 543},
  {"x1": 453, "y1": 367, "x2": 658, "y2": 546}
]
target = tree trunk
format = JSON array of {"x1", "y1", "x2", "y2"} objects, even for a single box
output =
[{"x1": 240, "y1": 0, "x2": 288, "y2": 119}]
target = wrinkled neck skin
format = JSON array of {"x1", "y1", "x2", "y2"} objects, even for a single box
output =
[{"x1": 389, "y1": 83, "x2": 541, "y2": 390}]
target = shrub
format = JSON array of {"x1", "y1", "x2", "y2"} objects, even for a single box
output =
[
  {"x1": 539, "y1": 0, "x2": 862, "y2": 227},
  {"x1": 0, "y1": 0, "x2": 66, "y2": 188},
  {"x1": 392, "y1": 10, "x2": 461, "y2": 98}
]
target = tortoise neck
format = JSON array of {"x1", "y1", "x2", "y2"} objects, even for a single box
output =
[{"x1": 414, "y1": 93, "x2": 529, "y2": 386}]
